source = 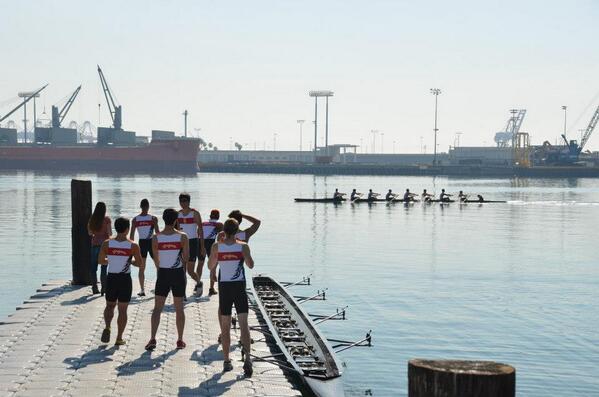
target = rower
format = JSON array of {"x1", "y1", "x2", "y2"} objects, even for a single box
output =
[
  {"x1": 422, "y1": 189, "x2": 433, "y2": 202},
  {"x1": 350, "y1": 189, "x2": 362, "y2": 201},
  {"x1": 129, "y1": 199, "x2": 159, "y2": 297},
  {"x1": 227, "y1": 210, "x2": 261, "y2": 243},
  {"x1": 458, "y1": 190, "x2": 468, "y2": 202},
  {"x1": 333, "y1": 188, "x2": 346, "y2": 201},
  {"x1": 439, "y1": 189, "x2": 452, "y2": 202},
  {"x1": 385, "y1": 189, "x2": 396, "y2": 201},
  {"x1": 403, "y1": 189, "x2": 415, "y2": 202},
  {"x1": 200, "y1": 209, "x2": 223, "y2": 296},
  {"x1": 367, "y1": 189, "x2": 380, "y2": 201},
  {"x1": 177, "y1": 193, "x2": 206, "y2": 297},
  {"x1": 477, "y1": 194, "x2": 485, "y2": 202}
]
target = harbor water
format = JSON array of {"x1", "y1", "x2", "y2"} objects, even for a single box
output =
[{"x1": 0, "y1": 171, "x2": 598, "y2": 396}]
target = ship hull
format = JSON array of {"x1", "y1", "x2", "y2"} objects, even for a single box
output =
[{"x1": 0, "y1": 139, "x2": 199, "y2": 173}]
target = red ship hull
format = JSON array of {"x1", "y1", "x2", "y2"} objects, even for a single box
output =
[{"x1": 0, "y1": 139, "x2": 199, "y2": 173}]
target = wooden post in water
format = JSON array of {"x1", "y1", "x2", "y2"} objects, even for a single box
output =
[
  {"x1": 408, "y1": 359, "x2": 515, "y2": 397},
  {"x1": 71, "y1": 179, "x2": 92, "y2": 285}
]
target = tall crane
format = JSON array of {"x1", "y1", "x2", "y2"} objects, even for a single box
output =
[
  {"x1": 550, "y1": 105, "x2": 599, "y2": 164},
  {"x1": 578, "y1": 105, "x2": 599, "y2": 152},
  {"x1": 494, "y1": 109, "x2": 526, "y2": 147},
  {"x1": 0, "y1": 84, "x2": 48, "y2": 124},
  {"x1": 51, "y1": 85, "x2": 81, "y2": 128},
  {"x1": 97, "y1": 66, "x2": 122, "y2": 129}
]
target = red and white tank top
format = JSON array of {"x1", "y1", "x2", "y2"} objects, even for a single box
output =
[
  {"x1": 157, "y1": 233, "x2": 183, "y2": 269},
  {"x1": 235, "y1": 231, "x2": 247, "y2": 242},
  {"x1": 202, "y1": 219, "x2": 219, "y2": 240},
  {"x1": 217, "y1": 242, "x2": 245, "y2": 282},
  {"x1": 133, "y1": 214, "x2": 155, "y2": 240},
  {"x1": 106, "y1": 239, "x2": 133, "y2": 274},
  {"x1": 178, "y1": 209, "x2": 198, "y2": 239}
]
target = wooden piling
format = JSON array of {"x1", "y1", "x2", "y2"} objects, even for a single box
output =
[
  {"x1": 71, "y1": 179, "x2": 92, "y2": 285},
  {"x1": 408, "y1": 359, "x2": 515, "y2": 397}
]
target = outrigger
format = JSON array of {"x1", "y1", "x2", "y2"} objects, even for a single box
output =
[{"x1": 248, "y1": 274, "x2": 372, "y2": 397}]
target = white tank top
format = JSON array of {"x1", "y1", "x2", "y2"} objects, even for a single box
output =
[
  {"x1": 217, "y1": 242, "x2": 245, "y2": 282},
  {"x1": 178, "y1": 209, "x2": 198, "y2": 239},
  {"x1": 202, "y1": 219, "x2": 219, "y2": 240},
  {"x1": 157, "y1": 233, "x2": 183, "y2": 269},
  {"x1": 235, "y1": 231, "x2": 247, "y2": 242},
  {"x1": 133, "y1": 214, "x2": 155, "y2": 240},
  {"x1": 106, "y1": 239, "x2": 133, "y2": 274}
]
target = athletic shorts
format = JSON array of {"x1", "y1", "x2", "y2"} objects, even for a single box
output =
[
  {"x1": 105, "y1": 273, "x2": 132, "y2": 303},
  {"x1": 188, "y1": 238, "x2": 199, "y2": 262},
  {"x1": 219, "y1": 281, "x2": 248, "y2": 315},
  {"x1": 199, "y1": 239, "x2": 215, "y2": 261},
  {"x1": 155, "y1": 267, "x2": 186, "y2": 298},
  {"x1": 139, "y1": 239, "x2": 154, "y2": 259}
]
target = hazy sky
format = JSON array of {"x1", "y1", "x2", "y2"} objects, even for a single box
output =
[{"x1": 1, "y1": 0, "x2": 598, "y2": 152}]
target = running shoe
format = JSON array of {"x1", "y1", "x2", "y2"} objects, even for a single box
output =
[
  {"x1": 114, "y1": 339, "x2": 126, "y2": 346},
  {"x1": 137, "y1": 291, "x2": 146, "y2": 297},
  {"x1": 196, "y1": 281, "x2": 203, "y2": 297},
  {"x1": 100, "y1": 327, "x2": 111, "y2": 343},
  {"x1": 145, "y1": 339, "x2": 157, "y2": 351},
  {"x1": 208, "y1": 288, "x2": 218, "y2": 296},
  {"x1": 176, "y1": 340, "x2": 186, "y2": 349},
  {"x1": 223, "y1": 360, "x2": 233, "y2": 372},
  {"x1": 91, "y1": 285, "x2": 100, "y2": 295},
  {"x1": 243, "y1": 355, "x2": 253, "y2": 377}
]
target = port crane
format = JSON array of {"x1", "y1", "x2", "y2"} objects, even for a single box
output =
[
  {"x1": 51, "y1": 85, "x2": 81, "y2": 128},
  {"x1": 0, "y1": 84, "x2": 48, "y2": 125},
  {"x1": 97, "y1": 66, "x2": 122, "y2": 129},
  {"x1": 494, "y1": 109, "x2": 526, "y2": 147},
  {"x1": 561, "y1": 105, "x2": 599, "y2": 161}
]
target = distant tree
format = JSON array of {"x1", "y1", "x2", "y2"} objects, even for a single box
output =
[
  {"x1": 213, "y1": 146, "x2": 218, "y2": 151},
  {"x1": 234, "y1": 142, "x2": 242, "y2": 151},
  {"x1": 208, "y1": 142, "x2": 213, "y2": 149},
  {"x1": 198, "y1": 137, "x2": 207, "y2": 150}
]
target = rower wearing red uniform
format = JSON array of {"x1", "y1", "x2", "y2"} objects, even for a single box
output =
[
  {"x1": 199, "y1": 209, "x2": 223, "y2": 296},
  {"x1": 177, "y1": 193, "x2": 206, "y2": 297},
  {"x1": 129, "y1": 199, "x2": 159, "y2": 297},
  {"x1": 145, "y1": 208, "x2": 190, "y2": 351},
  {"x1": 98, "y1": 217, "x2": 143, "y2": 346}
]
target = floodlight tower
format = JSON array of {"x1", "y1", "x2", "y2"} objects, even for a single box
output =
[
  {"x1": 430, "y1": 88, "x2": 442, "y2": 166},
  {"x1": 297, "y1": 119, "x2": 305, "y2": 151},
  {"x1": 309, "y1": 90, "x2": 334, "y2": 154}
]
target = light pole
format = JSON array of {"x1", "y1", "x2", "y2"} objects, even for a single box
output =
[
  {"x1": 562, "y1": 105, "x2": 567, "y2": 138},
  {"x1": 371, "y1": 130, "x2": 378, "y2": 154},
  {"x1": 297, "y1": 120, "x2": 305, "y2": 151},
  {"x1": 393, "y1": 140, "x2": 396, "y2": 154},
  {"x1": 454, "y1": 132, "x2": 462, "y2": 148},
  {"x1": 381, "y1": 132, "x2": 385, "y2": 153},
  {"x1": 430, "y1": 88, "x2": 441, "y2": 166},
  {"x1": 183, "y1": 110, "x2": 188, "y2": 137},
  {"x1": 360, "y1": 137, "x2": 363, "y2": 153},
  {"x1": 420, "y1": 136, "x2": 423, "y2": 154},
  {"x1": 309, "y1": 90, "x2": 334, "y2": 154},
  {"x1": 273, "y1": 133, "x2": 278, "y2": 151}
]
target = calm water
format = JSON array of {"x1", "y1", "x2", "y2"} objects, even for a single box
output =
[{"x1": 1, "y1": 171, "x2": 598, "y2": 396}]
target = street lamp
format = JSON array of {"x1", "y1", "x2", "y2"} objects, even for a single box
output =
[
  {"x1": 562, "y1": 105, "x2": 567, "y2": 138},
  {"x1": 430, "y1": 88, "x2": 442, "y2": 165},
  {"x1": 273, "y1": 133, "x2": 278, "y2": 151},
  {"x1": 381, "y1": 132, "x2": 385, "y2": 153},
  {"x1": 297, "y1": 120, "x2": 305, "y2": 151},
  {"x1": 454, "y1": 132, "x2": 462, "y2": 148},
  {"x1": 371, "y1": 129, "x2": 378, "y2": 154}
]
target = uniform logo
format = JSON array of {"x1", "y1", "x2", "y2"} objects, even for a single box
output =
[
  {"x1": 108, "y1": 248, "x2": 131, "y2": 256},
  {"x1": 218, "y1": 251, "x2": 243, "y2": 261},
  {"x1": 159, "y1": 242, "x2": 181, "y2": 250}
]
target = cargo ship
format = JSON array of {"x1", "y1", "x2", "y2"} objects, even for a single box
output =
[{"x1": 0, "y1": 67, "x2": 199, "y2": 173}]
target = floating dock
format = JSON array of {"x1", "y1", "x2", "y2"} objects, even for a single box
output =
[{"x1": 0, "y1": 280, "x2": 303, "y2": 397}]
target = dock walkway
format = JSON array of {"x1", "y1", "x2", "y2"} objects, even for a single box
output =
[{"x1": 0, "y1": 280, "x2": 302, "y2": 397}]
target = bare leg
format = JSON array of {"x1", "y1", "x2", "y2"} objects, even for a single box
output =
[
  {"x1": 209, "y1": 268, "x2": 217, "y2": 291},
  {"x1": 116, "y1": 302, "x2": 128, "y2": 340},
  {"x1": 237, "y1": 313, "x2": 251, "y2": 355},
  {"x1": 150, "y1": 296, "x2": 166, "y2": 339},
  {"x1": 104, "y1": 301, "x2": 116, "y2": 328},
  {"x1": 138, "y1": 260, "x2": 146, "y2": 292},
  {"x1": 220, "y1": 315, "x2": 232, "y2": 361},
  {"x1": 195, "y1": 260, "x2": 204, "y2": 284},
  {"x1": 173, "y1": 296, "x2": 185, "y2": 341},
  {"x1": 186, "y1": 261, "x2": 199, "y2": 284}
]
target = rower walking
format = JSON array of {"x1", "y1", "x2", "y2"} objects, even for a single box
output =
[
  {"x1": 200, "y1": 209, "x2": 223, "y2": 296},
  {"x1": 129, "y1": 199, "x2": 159, "y2": 297},
  {"x1": 177, "y1": 193, "x2": 206, "y2": 297}
]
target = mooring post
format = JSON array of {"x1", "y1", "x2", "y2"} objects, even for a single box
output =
[
  {"x1": 408, "y1": 359, "x2": 515, "y2": 397},
  {"x1": 71, "y1": 179, "x2": 92, "y2": 285}
]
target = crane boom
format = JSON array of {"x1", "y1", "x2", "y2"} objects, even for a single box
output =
[
  {"x1": 52, "y1": 85, "x2": 82, "y2": 128},
  {"x1": 580, "y1": 105, "x2": 599, "y2": 151},
  {"x1": 0, "y1": 84, "x2": 48, "y2": 123},
  {"x1": 97, "y1": 65, "x2": 122, "y2": 129}
]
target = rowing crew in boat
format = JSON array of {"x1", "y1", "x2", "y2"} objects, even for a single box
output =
[{"x1": 326, "y1": 188, "x2": 490, "y2": 203}]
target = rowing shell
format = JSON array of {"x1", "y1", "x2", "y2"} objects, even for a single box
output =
[
  {"x1": 250, "y1": 275, "x2": 345, "y2": 397},
  {"x1": 294, "y1": 198, "x2": 346, "y2": 203}
]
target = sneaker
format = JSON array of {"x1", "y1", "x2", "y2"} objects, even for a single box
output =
[
  {"x1": 100, "y1": 328, "x2": 111, "y2": 343},
  {"x1": 115, "y1": 339, "x2": 126, "y2": 346},
  {"x1": 243, "y1": 355, "x2": 253, "y2": 377},
  {"x1": 137, "y1": 291, "x2": 146, "y2": 297},
  {"x1": 196, "y1": 281, "x2": 203, "y2": 297},
  {"x1": 145, "y1": 339, "x2": 157, "y2": 351},
  {"x1": 92, "y1": 285, "x2": 100, "y2": 295},
  {"x1": 176, "y1": 340, "x2": 186, "y2": 349},
  {"x1": 193, "y1": 283, "x2": 199, "y2": 291},
  {"x1": 208, "y1": 288, "x2": 218, "y2": 296},
  {"x1": 223, "y1": 360, "x2": 233, "y2": 372}
]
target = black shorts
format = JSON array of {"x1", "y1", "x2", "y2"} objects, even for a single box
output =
[
  {"x1": 219, "y1": 281, "x2": 248, "y2": 315},
  {"x1": 105, "y1": 273, "x2": 132, "y2": 303},
  {"x1": 155, "y1": 267, "x2": 186, "y2": 298},
  {"x1": 139, "y1": 239, "x2": 154, "y2": 259},
  {"x1": 188, "y1": 238, "x2": 199, "y2": 262},
  {"x1": 200, "y1": 239, "x2": 215, "y2": 261}
]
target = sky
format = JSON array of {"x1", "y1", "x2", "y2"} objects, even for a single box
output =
[{"x1": 1, "y1": 0, "x2": 598, "y2": 153}]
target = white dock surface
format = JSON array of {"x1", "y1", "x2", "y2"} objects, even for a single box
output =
[{"x1": 0, "y1": 280, "x2": 303, "y2": 397}]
